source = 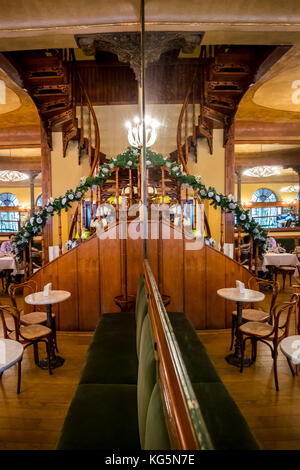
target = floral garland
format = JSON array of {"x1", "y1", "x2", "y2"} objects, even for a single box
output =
[{"x1": 12, "y1": 146, "x2": 267, "y2": 260}]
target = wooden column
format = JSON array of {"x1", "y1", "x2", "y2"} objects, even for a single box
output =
[
  {"x1": 225, "y1": 123, "x2": 235, "y2": 243},
  {"x1": 41, "y1": 122, "x2": 52, "y2": 264}
]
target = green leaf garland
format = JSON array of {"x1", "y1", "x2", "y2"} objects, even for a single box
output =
[{"x1": 12, "y1": 147, "x2": 267, "y2": 260}]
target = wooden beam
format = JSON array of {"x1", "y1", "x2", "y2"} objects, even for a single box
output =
[
  {"x1": 0, "y1": 156, "x2": 41, "y2": 171},
  {"x1": 235, "y1": 121, "x2": 300, "y2": 141},
  {"x1": 235, "y1": 147, "x2": 300, "y2": 168},
  {"x1": 225, "y1": 124, "x2": 235, "y2": 243},
  {"x1": 41, "y1": 122, "x2": 52, "y2": 261}
]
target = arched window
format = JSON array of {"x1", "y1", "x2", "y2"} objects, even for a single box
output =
[
  {"x1": 0, "y1": 192, "x2": 19, "y2": 207},
  {"x1": 251, "y1": 188, "x2": 277, "y2": 203},
  {"x1": 250, "y1": 188, "x2": 281, "y2": 228},
  {"x1": 36, "y1": 193, "x2": 43, "y2": 207},
  {"x1": 0, "y1": 192, "x2": 20, "y2": 233}
]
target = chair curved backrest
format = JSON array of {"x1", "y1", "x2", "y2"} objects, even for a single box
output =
[
  {"x1": 0, "y1": 304, "x2": 20, "y2": 340},
  {"x1": 272, "y1": 296, "x2": 298, "y2": 341},
  {"x1": 248, "y1": 276, "x2": 280, "y2": 314},
  {"x1": 8, "y1": 280, "x2": 38, "y2": 313}
]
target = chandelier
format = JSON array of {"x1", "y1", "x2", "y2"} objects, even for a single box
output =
[
  {"x1": 125, "y1": 116, "x2": 160, "y2": 148},
  {"x1": 0, "y1": 170, "x2": 29, "y2": 182},
  {"x1": 243, "y1": 166, "x2": 281, "y2": 178},
  {"x1": 280, "y1": 185, "x2": 300, "y2": 193}
]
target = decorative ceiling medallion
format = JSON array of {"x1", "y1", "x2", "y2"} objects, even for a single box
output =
[
  {"x1": 75, "y1": 32, "x2": 203, "y2": 82},
  {"x1": 243, "y1": 166, "x2": 281, "y2": 178},
  {"x1": 280, "y1": 184, "x2": 300, "y2": 193},
  {"x1": 0, "y1": 170, "x2": 29, "y2": 182}
]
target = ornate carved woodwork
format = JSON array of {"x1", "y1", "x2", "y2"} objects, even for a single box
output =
[{"x1": 75, "y1": 32, "x2": 203, "y2": 82}]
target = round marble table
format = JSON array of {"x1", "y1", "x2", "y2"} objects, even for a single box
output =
[
  {"x1": 280, "y1": 335, "x2": 300, "y2": 366},
  {"x1": 25, "y1": 290, "x2": 71, "y2": 370},
  {"x1": 217, "y1": 287, "x2": 265, "y2": 368},
  {"x1": 0, "y1": 339, "x2": 23, "y2": 393}
]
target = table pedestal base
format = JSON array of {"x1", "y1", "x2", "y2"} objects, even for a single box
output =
[
  {"x1": 225, "y1": 353, "x2": 253, "y2": 368},
  {"x1": 38, "y1": 355, "x2": 65, "y2": 370}
]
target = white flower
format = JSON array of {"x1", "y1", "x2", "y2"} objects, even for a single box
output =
[
  {"x1": 80, "y1": 177, "x2": 86, "y2": 184},
  {"x1": 165, "y1": 161, "x2": 171, "y2": 168},
  {"x1": 68, "y1": 193, "x2": 74, "y2": 200},
  {"x1": 172, "y1": 166, "x2": 180, "y2": 173},
  {"x1": 240, "y1": 214, "x2": 246, "y2": 221},
  {"x1": 47, "y1": 197, "x2": 54, "y2": 204},
  {"x1": 127, "y1": 160, "x2": 133, "y2": 167},
  {"x1": 61, "y1": 197, "x2": 67, "y2": 205},
  {"x1": 229, "y1": 202, "x2": 236, "y2": 210},
  {"x1": 30, "y1": 217, "x2": 34, "y2": 224},
  {"x1": 195, "y1": 176, "x2": 201, "y2": 184},
  {"x1": 185, "y1": 184, "x2": 189, "y2": 189},
  {"x1": 208, "y1": 191, "x2": 214, "y2": 198},
  {"x1": 109, "y1": 162, "x2": 114, "y2": 169},
  {"x1": 75, "y1": 191, "x2": 82, "y2": 199},
  {"x1": 249, "y1": 214, "x2": 252, "y2": 221},
  {"x1": 37, "y1": 217, "x2": 43, "y2": 224},
  {"x1": 24, "y1": 231, "x2": 30, "y2": 237},
  {"x1": 33, "y1": 226, "x2": 38, "y2": 234},
  {"x1": 47, "y1": 206, "x2": 54, "y2": 213},
  {"x1": 146, "y1": 160, "x2": 151, "y2": 166},
  {"x1": 215, "y1": 195, "x2": 221, "y2": 203},
  {"x1": 244, "y1": 223, "x2": 250, "y2": 230},
  {"x1": 17, "y1": 240, "x2": 23, "y2": 245},
  {"x1": 227, "y1": 193, "x2": 236, "y2": 202},
  {"x1": 102, "y1": 167, "x2": 109, "y2": 174},
  {"x1": 132, "y1": 148, "x2": 139, "y2": 156},
  {"x1": 253, "y1": 228, "x2": 259, "y2": 234},
  {"x1": 200, "y1": 189, "x2": 207, "y2": 196},
  {"x1": 92, "y1": 185, "x2": 98, "y2": 192}
]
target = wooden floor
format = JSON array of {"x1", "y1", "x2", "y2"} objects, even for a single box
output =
[
  {"x1": 0, "y1": 280, "x2": 299, "y2": 450},
  {"x1": 198, "y1": 281, "x2": 300, "y2": 451},
  {"x1": 0, "y1": 331, "x2": 92, "y2": 450}
]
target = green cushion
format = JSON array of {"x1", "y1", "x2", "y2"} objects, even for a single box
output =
[
  {"x1": 56, "y1": 384, "x2": 140, "y2": 450},
  {"x1": 168, "y1": 312, "x2": 221, "y2": 383},
  {"x1": 137, "y1": 315, "x2": 157, "y2": 449},
  {"x1": 136, "y1": 286, "x2": 148, "y2": 357},
  {"x1": 144, "y1": 383, "x2": 171, "y2": 450},
  {"x1": 79, "y1": 337, "x2": 138, "y2": 385},
  {"x1": 192, "y1": 382, "x2": 259, "y2": 450},
  {"x1": 135, "y1": 274, "x2": 145, "y2": 319},
  {"x1": 92, "y1": 313, "x2": 136, "y2": 343}
]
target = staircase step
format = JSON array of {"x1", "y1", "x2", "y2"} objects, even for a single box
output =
[
  {"x1": 31, "y1": 84, "x2": 71, "y2": 98},
  {"x1": 206, "y1": 80, "x2": 244, "y2": 94}
]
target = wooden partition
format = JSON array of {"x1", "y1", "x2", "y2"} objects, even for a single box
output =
[{"x1": 30, "y1": 221, "x2": 253, "y2": 331}]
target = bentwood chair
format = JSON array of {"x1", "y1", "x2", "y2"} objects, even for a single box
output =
[
  {"x1": 239, "y1": 296, "x2": 297, "y2": 391},
  {"x1": 230, "y1": 277, "x2": 280, "y2": 350},
  {"x1": 8, "y1": 280, "x2": 59, "y2": 352},
  {"x1": 0, "y1": 304, "x2": 53, "y2": 376},
  {"x1": 274, "y1": 266, "x2": 296, "y2": 289}
]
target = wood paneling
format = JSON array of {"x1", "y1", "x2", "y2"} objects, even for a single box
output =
[
  {"x1": 126, "y1": 230, "x2": 143, "y2": 295},
  {"x1": 161, "y1": 234, "x2": 184, "y2": 313},
  {"x1": 57, "y1": 249, "x2": 78, "y2": 330},
  {"x1": 99, "y1": 227, "x2": 121, "y2": 314},
  {"x1": 77, "y1": 237, "x2": 100, "y2": 330},
  {"x1": 75, "y1": 62, "x2": 138, "y2": 105},
  {"x1": 31, "y1": 221, "x2": 253, "y2": 331},
  {"x1": 205, "y1": 246, "x2": 226, "y2": 329},
  {"x1": 184, "y1": 244, "x2": 207, "y2": 329}
]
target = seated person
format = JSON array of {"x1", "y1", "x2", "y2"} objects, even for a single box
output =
[
  {"x1": 240, "y1": 235, "x2": 251, "y2": 263},
  {"x1": 0, "y1": 233, "x2": 15, "y2": 255}
]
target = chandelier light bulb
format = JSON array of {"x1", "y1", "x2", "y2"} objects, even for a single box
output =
[{"x1": 126, "y1": 116, "x2": 160, "y2": 148}]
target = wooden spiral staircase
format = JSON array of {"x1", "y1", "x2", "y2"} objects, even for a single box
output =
[
  {"x1": 7, "y1": 49, "x2": 104, "y2": 167},
  {"x1": 174, "y1": 45, "x2": 287, "y2": 168}
]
